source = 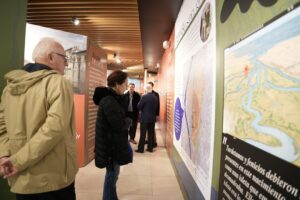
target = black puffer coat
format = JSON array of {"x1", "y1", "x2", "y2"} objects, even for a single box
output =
[{"x1": 93, "y1": 87, "x2": 132, "y2": 168}]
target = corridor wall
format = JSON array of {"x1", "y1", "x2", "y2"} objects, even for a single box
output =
[
  {"x1": 157, "y1": 30, "x2": 175, "y2": 153},
  {"x1": 0, "y1": 0, "x2": 27, "y2": 92},
  {"x1": 85, "y1": 40, "x2": 107, "y2": 164},
  {"x1": 173, "y1": 0, "x2": 216, "y2": 199},
  {"x1": 0, "y1": 1, "x2": 27, "y2": 199},
  {"x1": 158, "y1": 0, "x2": 300, "y2": 199}
]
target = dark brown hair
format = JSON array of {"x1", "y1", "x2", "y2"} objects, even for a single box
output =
[
  {"x1": 129, "y1": 83, "x2": 135, "y2": 86},
  {"x1": 107, "y1": 70, "x2": 128, "y2": 87},
  {"x1": 147, "y1": 81, "x2": 154, "y2": 87}
]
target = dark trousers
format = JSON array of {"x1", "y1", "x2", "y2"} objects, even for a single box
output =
[
  {"x1": 16, "y1": 182, "x2": 75, "y2": 200},
  {"x1": 138, "y1": 122, "x2": 155, "y2": 152},
  {"x1": 127, "y1": 111, "x2": 138, "y2": 140},
  {"x1": 146, "y1": 124, "x2": 157, "y2": 144}
]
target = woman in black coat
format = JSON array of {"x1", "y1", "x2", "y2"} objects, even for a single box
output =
[{"x1": 93, "y1": 70, "x2": 132, "y2": 200}]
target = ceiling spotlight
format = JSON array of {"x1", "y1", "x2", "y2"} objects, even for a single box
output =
[
  {"x1": 113, "y1": 52, "x2": 121, "y2": 63},
  {"x1": 72, "y1": 17, "x2": 80, "y2": 26},
  {"x1": 116, "y1": 58, "x2": 121, "y2": 64}
]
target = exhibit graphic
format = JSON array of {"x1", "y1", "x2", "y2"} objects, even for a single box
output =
[
  {"x1": 174, "y1": 97, "x2": 184, "y2": 141},
  {"x1": 182, "y1": 44, "x2": 214, "y2": 172},
  {"x1": 174, "y1": 0, "x2": 216, "y2": 198},
  {"x1": 200, "y1": 2, "x2": 211, "y2": 42},
  {"x1": 223, "y1": 7, "x2": 300, "y2": 166}
]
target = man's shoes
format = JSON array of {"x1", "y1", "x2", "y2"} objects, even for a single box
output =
[
  {"x1": 135, "y1": 150, "x2": 144, "y2": 153},
  {"x1": 153, "y1": 143, "x2": 158, "y2": 148},
  {"x1": 146, "y1": 149, "x2": 153, "y2": 153},
  {"x1": 130, "y1": 139, "x2": 137, "y2": 144}
]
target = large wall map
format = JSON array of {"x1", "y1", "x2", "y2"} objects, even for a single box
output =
[{"x1": 223, "y1": 7, "x2": 300, "y2": 167}]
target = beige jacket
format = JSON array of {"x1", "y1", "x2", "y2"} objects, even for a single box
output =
[{"x1": 0, "y1": 69, "x2": 78, "y2": 194}]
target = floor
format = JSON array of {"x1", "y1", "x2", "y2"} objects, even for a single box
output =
[{"x1": 75, "y1": 128, "x2": 184, "y2": 200}]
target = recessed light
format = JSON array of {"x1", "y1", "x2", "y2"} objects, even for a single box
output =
[{"x1": 72, "y1": 17, "x2": 80, "y2": 26}]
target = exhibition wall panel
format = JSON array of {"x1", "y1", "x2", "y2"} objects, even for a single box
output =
[
  {"x1": 158, "y1": 30, "x2": 175, "y2": 155},
  {"x1": 173, "y1": 0, "x2": 216, "y2": 199},
  {"x1": 214, "y1": 0, "x2": 300, "y2": 199}
]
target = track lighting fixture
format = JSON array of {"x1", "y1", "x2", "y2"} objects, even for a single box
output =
[{"x1": 72, "y1": 17, "x2": 80, "y2": 26}]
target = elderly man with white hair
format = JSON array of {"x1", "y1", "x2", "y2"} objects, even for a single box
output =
[
  {"x1": 135, "y1": 84, "x2": 158, "y2": 153},
  {"x1": 0, "y1": 37, "x2": 78, "y2": 200}
]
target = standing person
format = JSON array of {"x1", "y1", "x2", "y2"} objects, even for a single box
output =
[
  {"x1": 0, "y1": 37, "x2": 78, "y2": 200},
  {"x1": 124, "y1": 83, "x2": 141, "y2": 144},
  {"x1": 148, "y1": 82, "x2": 160, "y2": 116},
  {"x1": 135, "y1": 84, "x2": 158, "y2": 153},
  {"x1": 148, "y1": 82, "x2": 160, "y2": 147},
  {"x1": 93, "y1": 70, "x2": 132, "y2": 200}
]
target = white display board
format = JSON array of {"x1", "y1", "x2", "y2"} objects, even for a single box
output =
[
  {"x1": 173, "y1": 0, "x2": 216, "y2": 199},
  {"x1": 24, "y1": 23, "x2": 87, "y2": 63}
]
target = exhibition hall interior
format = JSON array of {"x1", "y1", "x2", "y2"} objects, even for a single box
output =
[{"x1": 1, "y1": 0, "x2": 300, "y2": 199}]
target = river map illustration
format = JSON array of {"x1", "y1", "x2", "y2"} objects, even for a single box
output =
[{"x1": 223, "y1": 7, "x2": 300, "y2": 166}]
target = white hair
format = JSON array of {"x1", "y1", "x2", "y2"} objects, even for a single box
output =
[{"x1": 32, "y1": 37, "x2": 61, "y2": 62}]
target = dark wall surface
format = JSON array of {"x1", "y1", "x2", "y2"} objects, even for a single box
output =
[{"x1": 0, "y1": 0, "x2": 27, "y2": 199}]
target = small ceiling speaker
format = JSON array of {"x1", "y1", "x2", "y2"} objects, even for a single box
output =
[{"x1": 163, "y1": 40, "x2": 170, "y2": 49}]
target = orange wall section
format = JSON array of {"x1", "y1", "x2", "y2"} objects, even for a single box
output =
[
  {"x1": 74, "y1": 94, "x2": 86, "y2": 167},
  {"x1": 157, "y1": 29, "x2": 175, "y2": 155},
  {"x1": 73, "y1": 40, "x2": 107, "y2": 167}
]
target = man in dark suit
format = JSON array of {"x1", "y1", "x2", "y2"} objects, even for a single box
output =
[
  {"x1": 124, "y1": 83, "x2": 141, "y2": 144},
  {"x1": 135, "y1": 84, "x2": 158, "y2": 153},
  {"x1": 148, "y1": 82, "x2": 160, "y2": 116},
  {"x1": 148, "y1": 82, "x2": 160, "y2": 147}
]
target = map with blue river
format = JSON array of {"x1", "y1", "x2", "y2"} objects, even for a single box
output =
[{"x1": 223, "y1": 7, "x2": 300, "y2": 167}]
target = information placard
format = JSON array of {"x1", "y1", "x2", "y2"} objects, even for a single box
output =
[{"x1": 219, "y1": 134, "x2": 300, "y2": 200}]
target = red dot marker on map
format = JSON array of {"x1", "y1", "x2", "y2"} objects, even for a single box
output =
[{"x1": 244, "y1": 65, "x2": 249, "y2": 78}]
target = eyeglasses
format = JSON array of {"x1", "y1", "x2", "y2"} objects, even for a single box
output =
[{"x1": 52, "y1": 52, "x2": 69, "y2": 61}]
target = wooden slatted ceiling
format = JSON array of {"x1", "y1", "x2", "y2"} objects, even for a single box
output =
[{"x1": 27, "y1": 0, "x2": 143, "y2": 70}]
